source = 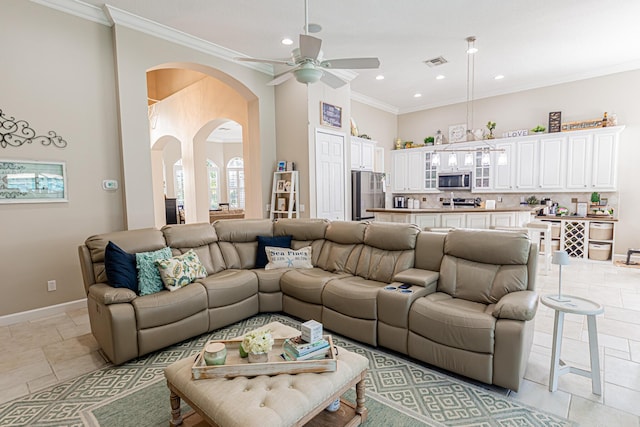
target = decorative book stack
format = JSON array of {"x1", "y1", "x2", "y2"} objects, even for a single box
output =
[{"x1": 282, "y1": 336, "x2": 330, "y2": 361}]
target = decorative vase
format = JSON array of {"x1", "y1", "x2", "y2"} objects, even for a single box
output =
[
  {"x1": 248, "y1": 352, "x2": 268, "y2": 363},
  {"x1": 203, "y1": 343, "x2": 227, "y2": 366}
]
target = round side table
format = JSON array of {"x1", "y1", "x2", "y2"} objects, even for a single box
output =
[{"x1": 541, "y1": 295, "x2": 604, "y2": 395}]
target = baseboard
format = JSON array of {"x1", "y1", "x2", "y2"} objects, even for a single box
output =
[{"x1": 0, "y1": 298, "x2": 87, "y2": 326}]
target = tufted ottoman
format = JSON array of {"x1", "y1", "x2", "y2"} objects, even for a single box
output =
[{"x1": 164, "y1": 323, "x2": 369, "y2": 426}]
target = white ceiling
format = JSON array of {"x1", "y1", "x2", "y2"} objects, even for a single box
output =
[{"x1": 66, "y1": 0, "x2": 640, "y2": 113}]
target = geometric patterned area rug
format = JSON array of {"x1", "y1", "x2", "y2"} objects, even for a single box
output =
[{"x1": 0, "y1": 313, "x2": 575, "y2": 427}]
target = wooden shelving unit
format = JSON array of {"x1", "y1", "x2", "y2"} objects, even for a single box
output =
[{"x1": 270, "y1": 171, "x2": 299, "y2": 219}]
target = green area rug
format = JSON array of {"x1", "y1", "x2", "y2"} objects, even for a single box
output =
[{"x1": 0, "y1": 313, "x2": 574, "y2": 427}]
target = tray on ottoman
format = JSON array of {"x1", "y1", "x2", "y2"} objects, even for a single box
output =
[{"x1": 192, "y1": 335, "x2": 337, "y2": 379}]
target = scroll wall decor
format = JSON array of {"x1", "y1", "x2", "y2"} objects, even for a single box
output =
[{"x1": 0, "y1": 109, "x2": 67, "y2": 148}]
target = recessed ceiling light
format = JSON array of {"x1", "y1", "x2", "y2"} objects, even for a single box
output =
[
  {"x1": 414, "y1": 93, "x2": 422, "y2": 98},
  {"x1": 494, "y1": 74, "x2": 505, "y2": 80},
  {"x1": 436, "y1": 75, "x2": 445, "y2": 80},
  {"x1": 281, "y1": 38, "x2": 293, "y2": 45},
  {"x1": 376, "y1": 75, "x2": 384, "y2": 80}
]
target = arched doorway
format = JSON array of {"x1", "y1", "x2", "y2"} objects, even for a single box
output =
[{"x1": 147, "y1": 64, "x2": 260, "y2": 226}]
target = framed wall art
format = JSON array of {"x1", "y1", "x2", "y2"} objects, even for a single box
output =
[
  {"x1": 448, "y1": 124, "x2": 467, "y2": 143},
  {"x1": 548, "y1": 111, "x2": 562, "y2": 133},
  {"x1": 320, "y1": 102, "x2": 342, "y2": 128},
  {"x1": 0, "y1": 159, "x2": 67, "y2": 203}
]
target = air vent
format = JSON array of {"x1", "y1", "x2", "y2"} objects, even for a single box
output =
[{"x1": 424, "y1": 56, "x2": 448, "y2": 67}]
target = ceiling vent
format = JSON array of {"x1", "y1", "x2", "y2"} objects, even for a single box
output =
[{"x1": 424, "y1": 56, "x2": 448, "y2": 67}]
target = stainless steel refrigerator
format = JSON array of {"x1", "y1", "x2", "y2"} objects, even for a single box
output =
[{"x1": 351, "y1": 171, "x2": 385, "y2": 220}]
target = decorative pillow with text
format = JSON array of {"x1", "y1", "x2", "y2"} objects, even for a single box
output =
[
  {"x1": 156, "y1": 249, "x2": 208, "y2": 292},
  {"x1": 264, "y1": 246, "x2": 313, "y2": 270}
]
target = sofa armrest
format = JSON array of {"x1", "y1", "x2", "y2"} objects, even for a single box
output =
[
  {"x1": 492, "y1": 290, "x2": 538, "y2": 321},
  {"x1": 88, "y1": 283, "x2": 137, "y2": 305},
  {"x1": 393, "y1": 268, "x2": 439, "y2": 294}
]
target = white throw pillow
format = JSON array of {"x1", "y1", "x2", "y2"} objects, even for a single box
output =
[{"x1": 264, "y1": 246, "x2": 313, "y2": 270}]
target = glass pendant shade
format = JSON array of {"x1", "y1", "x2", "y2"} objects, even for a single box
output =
[
  {"x1": 481, "y1": 151, "x2": 491, "y2": 166},
  {"x1": 432, "y1": 153, "x2": 440, "y2": 166},
  {"x1": 448, "y1": 153, "x2": 457, "y2": 167},
  {"x1": 497, "y1": 151, "x2": 508, "y2": 166},
  {"x1": 464, "y1": 152, "x2": 474, "y2": 166}
]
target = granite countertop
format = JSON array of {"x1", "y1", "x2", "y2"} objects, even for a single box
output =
[
  {"x1": 367, "y1": 207, "x2": 536, "y2": 214},
  {"x1": 534, "y1": 215, "x2": 618, "y2": 222}
]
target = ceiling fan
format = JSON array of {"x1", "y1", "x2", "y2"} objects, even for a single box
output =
[{"x1": 234, "y1": 0, "x2": 380, "y2": 88}]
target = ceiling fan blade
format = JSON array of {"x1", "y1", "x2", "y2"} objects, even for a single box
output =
[
  {"x1": 234, "y1": 57, "x2": 292, "y2": 66},
  {"x1": 267, "y1": 70, "x2": 295, "y2": 86},
  {"x1": 299, "y1": 34, "x2": 322, "y2": 60},
  {"x1": 320, "y1": 70, "x2": 347, "y2": 89},
  {"x1": 320, "y1": 57, "x2": 380, "y2": 69}
]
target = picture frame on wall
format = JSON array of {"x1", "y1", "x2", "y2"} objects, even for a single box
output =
[
  {"x1": 548, "y1": 111, "x2": 562, "y2": 133},
  {"x1": 0, "y1": 160, "x2": 68, "y2": 203},
  {"x1": 448, "y1": 124, "x2": 467, "y2": 143},
  {"x1": 320, "y1": 102, "x2": 342, "y2": 128}
]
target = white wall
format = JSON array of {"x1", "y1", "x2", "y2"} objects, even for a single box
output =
[
  {"x1": 0, "y1": 1, "x2": 123, "y2": 315},
  {"x1": 398, "y1": 70, "x2": 640, "y2": 256}
]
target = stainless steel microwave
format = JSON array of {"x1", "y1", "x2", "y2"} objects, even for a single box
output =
[{"x1": 437, "y1": 171, "x2": 472, "y2": 190}]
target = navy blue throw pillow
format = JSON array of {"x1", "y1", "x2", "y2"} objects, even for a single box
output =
[
  {"x1": 104, "y1": 241, "x2": 138, "y2": 292},
  {"x1": 256, "y1": 235, "x2": 292, "y2": 268}
]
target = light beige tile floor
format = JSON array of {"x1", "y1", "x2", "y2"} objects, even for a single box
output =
[{"x1": 0, "y1": 259, "x2": 639, "y2": 426}]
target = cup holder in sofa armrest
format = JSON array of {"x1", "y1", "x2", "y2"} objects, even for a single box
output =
[
  {"x1": 393, "y1": 268, "x2": 439, "y2": 290},
  {"x1": 88, "y1": 283, "x2": 137, "y2": 305}
]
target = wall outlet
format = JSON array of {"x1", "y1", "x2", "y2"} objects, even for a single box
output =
[
  {"x1": 497, "y1": 196, "x2": 502, "y2": 202},
  {"x1": 299, "y1": 204, "x2": 305, "y2": 212},
  {"x1": 47, "y1": 280, "x2": 56, "y2": 292},
  {"x1": 266, "y1": 204, "x2": 271, "y2": 211}
]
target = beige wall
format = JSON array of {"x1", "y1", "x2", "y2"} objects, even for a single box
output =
[
  {"x1": 398, "y1": 70, "x2": 640, "y2": 256},
  {"x1": 0, "y1": 1, "x2": 123, "y2": 315}
]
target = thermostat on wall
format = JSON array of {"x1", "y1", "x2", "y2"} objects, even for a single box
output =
[{"x1": 102, "y1": 179, "x2": 118, "y2": 191}]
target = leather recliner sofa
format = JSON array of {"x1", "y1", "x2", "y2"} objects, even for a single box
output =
[{"x1": 78, "y1": 218, "x2": 538, "y2": 391}]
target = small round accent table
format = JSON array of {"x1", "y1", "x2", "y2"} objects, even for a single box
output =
[{"x1": 541, "y1": 295, "x2": 604, "y2": 395}]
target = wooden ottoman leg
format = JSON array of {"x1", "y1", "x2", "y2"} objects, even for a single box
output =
[
  {"x1": 355, "y1": 371, "x2": 368, "y2": 422},
  {"x1": 169, "y1": 385, "x2": 183, "y2": 426}
]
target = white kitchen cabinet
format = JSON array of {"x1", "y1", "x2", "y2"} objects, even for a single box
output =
[
  {"x1": 515, "y1": 139, "x2": 538, "y2": 191},
  {"x1": 566, "y1": 133, "x2": 592, "y2": 190},
  {"x1": 493, "y1": 141, "x2": 515, "y2": 191},
  {"x1": 539, "y1": 137, "x2": 565, "y2": 190},
  {"x1": 414, "y1": 213, "x2": 440, "y2": 229},
  {"x1": 351, "y1": 136, "x2": 376, "y2": 171},
  {"x1": 391, "y1": 149, "x2": 425, "y2": 193},
  {"x1": 441, "y1": 213, "x2": 466, "y2": 228},
  {"x1": 491, "y1": 212, "x2": 517, "y2": 228},
  {"x1": 566, "y1": 130, "x2": 618, "y2": 191},
  {"x1": 591, "y1": 131, "x2": 618, "y2": 190},
  {"x1": 466, "y1": 213, "x2": 491, "y2": 229},
  {"x1": 423, "y1": 151, "x2": 439, "y2": 190}
]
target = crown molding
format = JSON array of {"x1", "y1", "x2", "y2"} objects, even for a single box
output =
[
  {"x1": 351, "y1": 91, "x2": 399, "y2": 115},
  {"x1": 31, "y1": 0, "x2": 110, "y2": 25}
]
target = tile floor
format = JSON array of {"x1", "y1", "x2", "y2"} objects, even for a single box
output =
[{"x1": 0, "y1": 258, "x2": 639, "y2": 426}]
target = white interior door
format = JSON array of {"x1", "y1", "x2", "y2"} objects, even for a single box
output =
[{"x1": 316, "y1": 130, "x2": 346, "y2": 220}]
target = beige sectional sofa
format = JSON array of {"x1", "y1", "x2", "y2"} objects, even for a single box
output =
[{"x1": 78, "y1": 218, "x2": 538, "y2": 391}]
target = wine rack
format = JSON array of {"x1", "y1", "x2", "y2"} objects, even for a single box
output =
[{"x1": 562, "y1": 221, "x2": 587, "y2": 258}]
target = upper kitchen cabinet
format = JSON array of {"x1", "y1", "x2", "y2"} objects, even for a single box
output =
[
  {"x1": 391, "y1": 148, "x2": 425, "y2": 193},
  {"x1": 539, "y1": 137, "x2": 566, "y2": 190},
  {"x1": 351, "y1": 136, "x2": 376, "y2": 171},
  {"x1": 566, "y1": 128, "x2": 620, "y2": 191},
  {"x1": 514, "y1": 139, "x2": 539, "y2": 191},
  {"x1": 493, "y1": 141, "x2": 515, "y2": 191}
]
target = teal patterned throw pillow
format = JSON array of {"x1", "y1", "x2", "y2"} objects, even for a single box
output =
[
  {"x1": 156, "y1": 249, "x2": 208, "y2": 292},
  {"x1": 136, "y1": 247, "x2": 172, "y2": 296}
]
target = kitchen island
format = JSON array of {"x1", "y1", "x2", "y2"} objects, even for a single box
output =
[{"x1": 367, "y1": 207, "x2": 535, "y2": 230}]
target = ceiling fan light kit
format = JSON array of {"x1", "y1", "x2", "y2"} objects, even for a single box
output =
[{"x1": 234, "y1": 0, "x2": 379, "y2": 88}]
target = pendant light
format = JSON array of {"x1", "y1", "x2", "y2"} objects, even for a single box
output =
[
  {"x1": 464, "y1": 152, "x2": 474, "y2": 166},
  {"x1": 432, "y1": 153, "x2": 440, "y2": 166},
  {"x1": 448, "y1": 153, "x2": 458, "y2": 167}
]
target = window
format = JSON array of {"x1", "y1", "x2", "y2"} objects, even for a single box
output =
[
  {"x1": 207, "y1": 159, "x2": 220, "y2": 210},
  {"x1": 227, "y1": 157, "x2": 244, "y2": 208},
  {"x1": 173, "y1": 159, "x2": 184, "y2": 207}
]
